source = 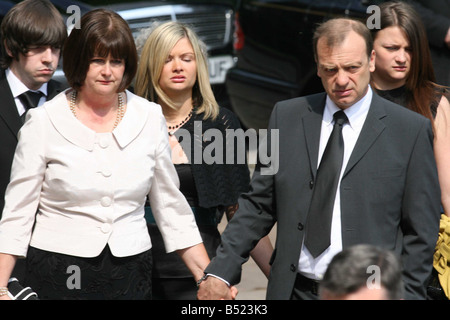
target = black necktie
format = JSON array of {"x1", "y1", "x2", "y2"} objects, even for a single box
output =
[
  {"x1": 304, "y1": 110, "x2": 348, "y2": 258},
  {"x1": 19, "y1": 90, "x2": 43, "y2": 122}
]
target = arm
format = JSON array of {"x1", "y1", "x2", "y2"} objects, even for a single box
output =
[
  {"x1": 177, "y1": 243, "x2": 210, "y2": 282},
  {"x1": 433, "y1": 96, "x2": 450, "y2": 215},
  {"x1": 401, "y1": 118, "x2": 441, "y2": 299},
  {"x1": 0, "y1": 253, "x2": 17, "y2": 300},
  {"x1": 225, "y1": 204, "x2": 273, "y2": 278},
  {"x1": 198, "y1": 106, "x2": 280, "y2": 299}
]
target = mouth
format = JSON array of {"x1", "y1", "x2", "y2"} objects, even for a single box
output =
[
  {"x1": 171, "y1": 76, "x2": 186, "y2": 83},
  {"x1": 393, "y1": 66, "x2": 407, "y2": 72},
  {"x1": 98, "y1": 80, "x2": 114, "y2": 85},
  {"x1": 38, "y1": 68, "x2": 54, "y2": 75},
  {"x1": 333, "y1": 88, "x2": 353, "y2": 98}
]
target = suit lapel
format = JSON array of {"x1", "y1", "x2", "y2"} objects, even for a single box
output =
[
  {"x1": 0, "y1": 71, "x2": 21, "y2": 138},
  {"x1": 46, "y1": 79, "x2": 64, "y2": 101},
  {"x1": 343, "y1": 94, "x2": 387, "y2": 177},
  {"x1": 302, "y1": 93, "x2": 326, "y2": 178}
]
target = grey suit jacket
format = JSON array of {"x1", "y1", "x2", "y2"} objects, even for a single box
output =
[
  {"x1": 206, "y1": 92, "x2": 441, "y2": 299},
  {"x1": 0, "y1": 69, "x2": 64, "y2": 217}
]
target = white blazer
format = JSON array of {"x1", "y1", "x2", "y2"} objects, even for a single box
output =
[{"x1": 0, "y1": 89, "x2": 202, "y2": 258}]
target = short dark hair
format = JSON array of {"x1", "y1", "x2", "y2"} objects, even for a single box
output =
[
  {"x1": 313, "y1": 18, "x2": 373, "y2": 62},
  {"x1": 63, "y1": 9, "x2": 137, "y2": 92},
  {"x1": 0, "y1": 0, "x2": 67, "y2": 68},
  {"x1": 320, "y1": 244, "x2": 403, "y2": 300}
]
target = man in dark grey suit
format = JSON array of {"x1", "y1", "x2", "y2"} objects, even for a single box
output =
[
  {"x1": 0, "y1": 0, "x2": 67, "y2": 220},
  {"x1": 197, "y1": 18, "x2": 441, "y2": 300}
]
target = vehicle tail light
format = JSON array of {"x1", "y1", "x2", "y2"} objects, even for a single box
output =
[{"x1": 233, "y1": 12, "x2": 245, "y2": 51}]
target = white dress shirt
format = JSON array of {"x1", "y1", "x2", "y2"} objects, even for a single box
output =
[
  {"x1": 6, "y1": 68, "x2": 47, "y2": 115},
  {"x1": 0, "y1": 89, "x2": 202, "y2": 258},
  {"x1": 298, "y1": 87, "x2": 373, "y2": 280}
]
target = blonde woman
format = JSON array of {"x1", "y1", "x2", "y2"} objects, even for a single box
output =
[{"x1": 135, "y1": 21, "x2": 272, "y2": 299}]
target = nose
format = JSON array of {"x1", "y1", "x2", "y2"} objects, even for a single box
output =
[
  {"x1": 395, "y1": 49, "x2": 407, "y2": 63},
  {"x1": 101, "y1": 62, "x2": 112, "y2": 76},
  {"x1": 41, "y1": 46, "x2": 54, "y2": 63},
  {"x1": 335, "y1": 69, "x2": 349, "y2": 87},
  {"x1": 172, "y1": 58, "x2": 183, "y2": 72}
]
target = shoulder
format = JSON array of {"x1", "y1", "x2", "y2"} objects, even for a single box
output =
[
  {"x1": 373, "y1": 93, "x2": 429, "y2": 123},
  {"x1": 275, "y1": 92, "x2": 326, "y2": 114},
  {"x1": 125, "y1": 90, "x2": 163, "y2": 117}
]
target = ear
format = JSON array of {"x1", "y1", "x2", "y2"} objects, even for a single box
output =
[
  {"x1": 369, "y1": 49, "x2": 376, "y2": 73},
  {"x1": 3, "y1": 39, "x2": 13, "y2": 58}
]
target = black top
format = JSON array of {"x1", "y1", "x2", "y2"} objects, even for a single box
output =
[
  {"x1": 375, "y1": 85, "x2": 449, "y2": 119},
  {"x1": 175, "y1": 163, "x2": 198, "y2": 207},
  {"x1": 174, "y1": 107, "x2": 251, "y2": 209}
]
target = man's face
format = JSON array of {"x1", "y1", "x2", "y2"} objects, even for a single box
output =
[
  {"x1": 316, "y1": 31, "x2": 375, "y2": 109},
  {"x1": 9, "y1": 45, "x2": 60, "y2": 90}
]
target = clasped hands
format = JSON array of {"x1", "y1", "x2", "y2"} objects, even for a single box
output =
[{"x1": 197, "y1": 275, "x2": 238, "y2": 300}]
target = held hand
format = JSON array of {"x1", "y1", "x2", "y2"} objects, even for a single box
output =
[{"x1": 197, "y1": 276, "x2": 237, "y2": 300}]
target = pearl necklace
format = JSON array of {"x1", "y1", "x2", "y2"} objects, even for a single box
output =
[
  {"x1": 69, "y1": 90, "x2": 125, "y2": 129},
  {"x1": 167, "y1": 108, "x2": 193, "y2": 136}
]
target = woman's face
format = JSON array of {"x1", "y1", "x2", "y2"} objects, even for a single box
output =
[
  {"x1": 158, "y1": 37, "x2": 197, "y2": 98},
  {"x1": 83, "y1": 53, "x2": 125, "y2": 96},
  {"x1": 372, "y1": 26, "x2": 412, "y2": 89}
]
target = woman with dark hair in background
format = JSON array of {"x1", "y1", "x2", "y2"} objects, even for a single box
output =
[{"x1": 370, "y1": 1, "x2": 450, "y2": 299}]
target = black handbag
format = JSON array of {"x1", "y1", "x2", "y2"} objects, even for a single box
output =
[{"x1": 427, "y1": 269, "x2": 448, "y2": 300}]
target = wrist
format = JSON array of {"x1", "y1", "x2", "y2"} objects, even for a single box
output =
[
  {"x1": 0, "y1": 287, "x2": 8, "y2": 297},
  {"x1": 196, "y1": 274, "x2": 209, "y2": 287}
]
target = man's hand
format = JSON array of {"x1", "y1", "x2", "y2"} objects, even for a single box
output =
[{"x1": 197, "y1": 276, "x2": 238, "y2": 300}]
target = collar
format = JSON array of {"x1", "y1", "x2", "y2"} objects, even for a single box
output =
[
  {"x1": 6, "y1": 68, "x2": 48, "y2": 98},
  {"x1": 44, "y1": 89, "x2": 150, "y2": 151}
]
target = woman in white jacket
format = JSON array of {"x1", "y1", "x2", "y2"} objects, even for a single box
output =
[{"x1": 0, "y1": 9, "x2": 209, "y2": 300}]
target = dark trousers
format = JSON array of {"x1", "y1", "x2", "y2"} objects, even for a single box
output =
[{"x1": 290, "y1": 273, "x2": 320, "y2": 300}]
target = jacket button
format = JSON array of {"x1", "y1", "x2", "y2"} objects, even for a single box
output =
[
  {"x1": 100, "y1": 196, "x2": 112, "y2": 207},
  {"x1": 298, "y1": 223, "x2": 304, "y2": 230},
  {"x1": 100, "y1": 223, "x2": 111, "y2": 233},
  {"x1": 290, "y1": 264, "x2": 297, "y2": 272},
  {"x1": 309, "y1": 180, "x2": 314, "y2": 189}
]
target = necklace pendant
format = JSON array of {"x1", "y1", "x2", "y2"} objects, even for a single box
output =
[{"x1": 168, "y1": 131, "x2": 175, "y2": 136}]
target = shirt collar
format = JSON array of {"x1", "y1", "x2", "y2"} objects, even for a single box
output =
[
  {"x1": 323, "y1": 85, "x2": 373, "y2": 129},
  {"x1": 6, "y1": 68, "x2": 48, "y2": 98}
]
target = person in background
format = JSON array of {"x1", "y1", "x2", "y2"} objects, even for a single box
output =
[
  {"x1": 0, "y1": 0, "x2": 66, "y2": 220},
  {"x1": 408, "y1": 0, "x2": 450, "y2": 86},
  {"x1": 370, "y1": 1, "x2": 450, "y2": 299},
  {"x1": 0, "y1": 0, "x2": 67, "y2": 285},
  {"x1": 0, "y1": 9, "x2": 209, "y2": 300},
  {"x1": 134, "y1": 21, "x2": 272, "y2": 300},
  {"x1": 319, "y1": 244, "x2": 403, "y2": 300}
]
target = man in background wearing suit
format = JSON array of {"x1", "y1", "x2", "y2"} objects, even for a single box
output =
[
  {"x1": 0, "y1": 0, "x2": 67, "y2": 220},
  {"x1": 197, "y1": 18, "x2": 441, "y2": 300},
  {"x1": 409, "y1": 0, "x2": 450, "y2": 86}
]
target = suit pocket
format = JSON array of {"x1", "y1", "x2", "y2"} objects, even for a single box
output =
[{"x1": 370, "y1": 167, "x2": 404, "y2": 179}]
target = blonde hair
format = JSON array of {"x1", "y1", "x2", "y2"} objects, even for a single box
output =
[{"x1": 135, "y1": 21, "x2": 219, "y2": 120}]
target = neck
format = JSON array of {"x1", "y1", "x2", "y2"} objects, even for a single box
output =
[
  {"x1": 77, "y1": 90, "x2": 119, "y2": 115},
  {"x1": 160, "y1": 95, "x2": 193, "y2": 123},
  {"x1": 371, "y1": 74, "x2": 406, "y2": 91}
]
